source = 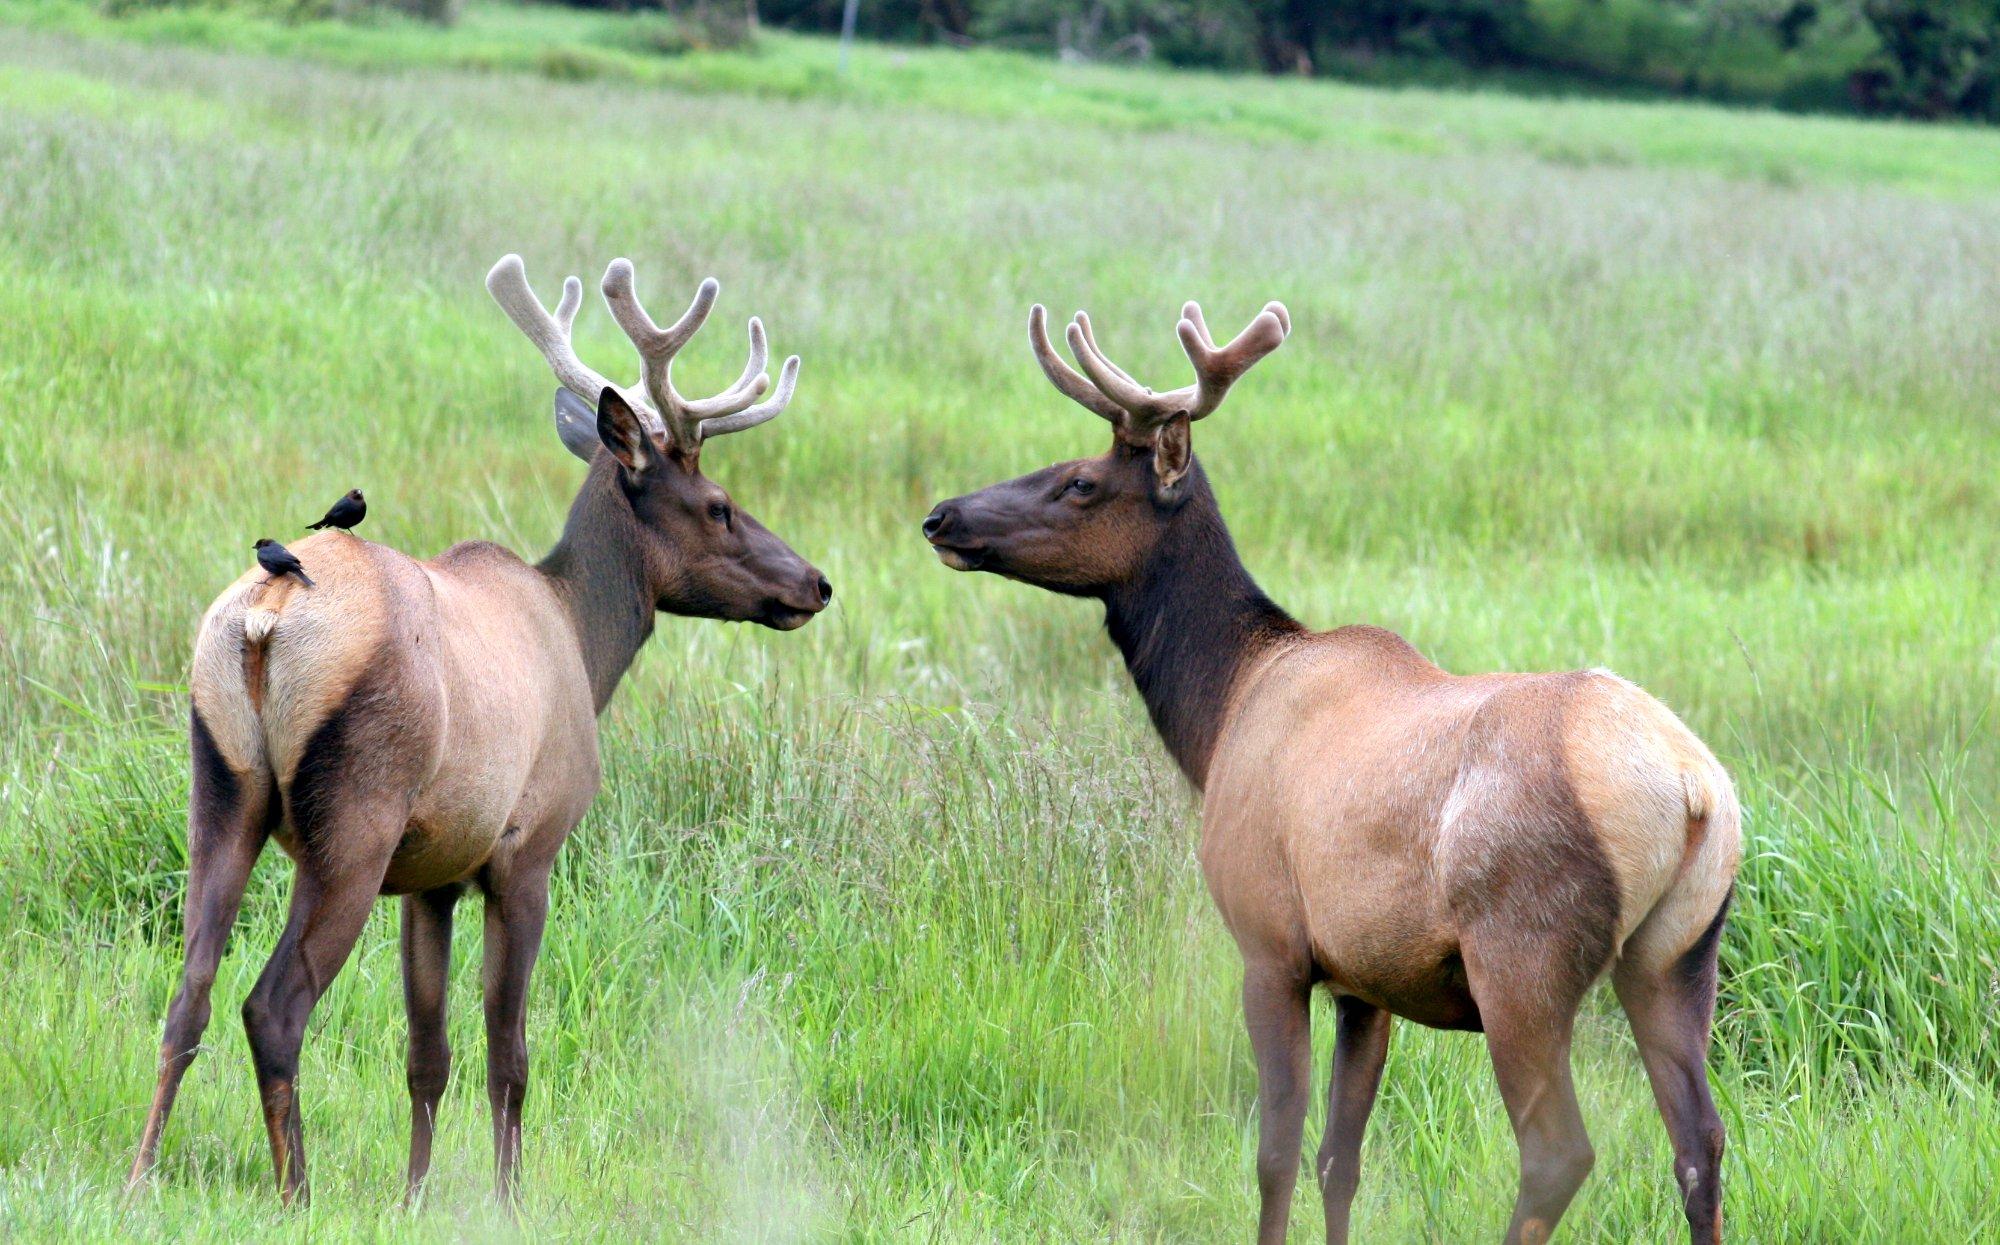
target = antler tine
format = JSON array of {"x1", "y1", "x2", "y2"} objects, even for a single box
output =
[
  {"x1": 1180, "y1": 301, "x2": 1215, "y2": 350},
  {"x1": 1178, "y1": 302, "x2": 1290, "y2": 420},
  {"x1": 1066, "y1": 315, "x2": 1186, "y2": 423},
  {"x1": 1028, "y1": 304, "x2": 1126, "y2": 424},
  {"x1": 601, "y1": 261, "x2": 716, "y2": 364},
  {"x1": 1029, "y1": 298, "x2": 1290, "y2": 435},
  {"x1": 600, "y1": 260, "x2": 722, "y2": 447},
  {"x1": 680, "y1": 317, "x2": 772, "y2": 421},
  {"x1": 694, "y1": 354, "x2": 800, "y2": 441},
  {"x1": 1071, "y1": 312, "x2": 1145, "y2": 391},
  {"x1": 486, "y1": 254, "x2": 623, "y2": 408}
]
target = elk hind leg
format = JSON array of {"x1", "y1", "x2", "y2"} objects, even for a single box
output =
[
  {"x1": 130, "y1": 706, "x2": 274, "y2": 1187},
  {"x1": 241, "y1": 803, "x2": 402, "y2": 1204},
  {"x1": 1613, "y1": 891, "x2": 1730, "y2": 1245},
  {"x1": 1464, "y1": 929, "x2": 1605, "y2": 1245}
]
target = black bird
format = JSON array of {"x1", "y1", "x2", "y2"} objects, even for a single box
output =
[
  {"x1": 306, "y1": 489, "x2": 366, "y2": 531},
  {"x1": 254, "y1": 538, "x2": 316, "y2": 588}
]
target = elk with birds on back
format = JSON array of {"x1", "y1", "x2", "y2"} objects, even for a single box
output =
[{"x1": 130, "y1": 255, "x2": 832, "y2": 1207}]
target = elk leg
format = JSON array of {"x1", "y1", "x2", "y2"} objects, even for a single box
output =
[
  {"x1": 401, "y1": 883, "x2": 463, "y2": 1204},
  {"x1": 129, "y1": 738, "x2": 272, "y2": 1188},
  {"x1": 1613, "y1": 923, "x2": 1727, "y2": 1245},
  {"x1": 1243, "y1": 956, "x2": 1313, "y2": 1245},
  {"x1": 1464, "y1": 940, "x2": 1597, "y2": 1245},
  {"x1": 241, "y1": 842, "x2": 395, "y2": 1205},
  {"x1": 1316, "y1": 997, "x2": 1392, "y2": 1245},
  {"x1": 481, "y1": 872, "x2": 550, "y2": 1206}
]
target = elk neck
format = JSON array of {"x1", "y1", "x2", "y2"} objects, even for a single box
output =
[
  {"x1": 537, "y1": 459, "x2": 657, "y2": 714},
  {"x1": 1100, "y1": 462, "x2": 1303, "y2": 789}
]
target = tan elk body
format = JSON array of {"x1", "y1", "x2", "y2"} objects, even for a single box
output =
[
  {"x1": 192, "y1": 532, "x2": 601, "y2": 895},
  {"x1": 925, "y1": 302, "x2": 1741, "y2": 1244},
  {"x1": 131, "y1": 256, "x2": 831, "y2": 1205}
]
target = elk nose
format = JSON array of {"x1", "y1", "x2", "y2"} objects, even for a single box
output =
[
  {"x1": 923, "y1": 505, "x2": 955, "y2": 540},
  {"x1": 815, "y1": 575, "x2": 833, "y2": 606}
]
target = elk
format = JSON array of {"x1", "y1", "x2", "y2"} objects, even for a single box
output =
[
  {"x1": 128, "y1": 256, "x2": 832, "y2": 1206},
  {"x1": 923, "y1": 302, "x2": 1740, "y2": 1244}
]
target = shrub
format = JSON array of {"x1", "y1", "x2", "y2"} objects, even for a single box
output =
[
  {"x1": 98, "y1": 0, "x2": 461, "y2": 25},
  {"x1": 672, "y1": 0, "x2": 757, "y2": 50},
  {"x1": 1851, "y1": 0, "x2": 2000, "y2": 117}
]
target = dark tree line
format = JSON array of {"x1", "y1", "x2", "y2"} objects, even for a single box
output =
[
  {"x1": 744, "y1": 0, "x2": 1533, "y2": 74},
  {"x1": 513, "y1": 0, "x2": 2000, "y2": 119},
  {"x1": 751, "y1": 0, "x2": 1998, "y2": 117},
  {"x1": 1851, "y1": 0, "x2": 2000, "y2": 116}
]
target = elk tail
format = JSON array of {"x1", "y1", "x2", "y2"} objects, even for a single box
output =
[
  {"x1": 240, "y1": 580, "x2": 296, "y2": 713},
  {"x1": 1682, "y1": 768, "x2": 1711, "y2": 824},
  {"x1": 1679, "y1": 761, "x2": 1738, "y2": 872}
]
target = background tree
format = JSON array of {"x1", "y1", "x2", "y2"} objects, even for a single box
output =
[{"x1": 1851, "y1": 0, "x2": 2000, "y2": 116}]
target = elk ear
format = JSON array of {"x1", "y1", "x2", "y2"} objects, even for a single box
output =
[
  {"x1": 1152, "y1": 414, "x2": 1193, "y2": 502},
  {"x1": 595, "y1": 387, "x2": 652, "y2": 473},
  {"x1": 553, "y1": 389, "x2": 600, "y2": 462}
]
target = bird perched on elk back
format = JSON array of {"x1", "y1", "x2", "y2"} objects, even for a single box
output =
[
  {"x1": 307, "y1": 489, "x2": 366, "y2": 531},
  {"x1": 253, "y1": 538, "x2": 315, "y2": 588}
]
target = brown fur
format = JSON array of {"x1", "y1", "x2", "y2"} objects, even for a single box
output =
[
  {"x1": 927, "y1": 333, "x2": 1741, "y2": 1243},
  {"x1": 131, "y1": 389, "x2": 829, "y2": 1206}
]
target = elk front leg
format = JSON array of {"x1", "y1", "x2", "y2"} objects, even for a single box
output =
[
  {"x1": 401, "y1": 884, "x2": 463, "y2": 1203},
  {"x1": 129, "y1": 719, "x2": 271, "y2": 1188},
  {"x1": 1316, "y1": 997, "x2": 1392, "y2": 1245},
  {"x1": 481, "y1": 871, "x2": 550, "y2": 1206},
  {"x1": 1243, "y1": 956, "x2": 1313, "y2": 1245}
]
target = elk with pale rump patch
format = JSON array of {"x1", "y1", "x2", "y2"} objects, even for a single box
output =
[
  {"x1": 923, "y1": 302, "x2": 1740, "y2": 1244},
  {"x1": 129, "y1": 256, "x2": 832, "y2": 1205}
]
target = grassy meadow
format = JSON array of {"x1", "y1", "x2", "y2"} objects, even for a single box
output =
[{"x1": 1, "y1": 3, "x2": 1997, "y2": 1239}]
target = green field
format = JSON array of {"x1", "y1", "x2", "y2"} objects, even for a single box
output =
[{"x1": 1, "y1": 3, "x2": 1996, "y2": 1240}]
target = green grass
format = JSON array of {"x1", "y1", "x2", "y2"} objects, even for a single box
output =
[{"x1": 2, "y1": 4, "x2": 1997, "y2": 1240}]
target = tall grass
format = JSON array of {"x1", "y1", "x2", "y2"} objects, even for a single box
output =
[{"x1": 0, "y1": 6, "x2": 1995, "y2": 1240}]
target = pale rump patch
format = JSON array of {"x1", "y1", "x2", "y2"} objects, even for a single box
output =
[
  {"x1": 1563, "y1": 672, "x2": 1724, "y2": 950},
  {"x1": 1619, "y1": 771, "x2": 1740, "y2": 976},
  {"x1": 190, "y1": 579, "x2": 267, "y2": 776},
  {"x1": 191, "y1": 539, "x2": 379, "y2": 785},
  {"x1": 1563, "y1": 673, "x2": 1742, "y2": 976}
]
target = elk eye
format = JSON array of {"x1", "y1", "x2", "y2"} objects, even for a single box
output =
[
  {"x1": 708, "y1": 502, "x2": 731, "y2": 526},
  {"x1": 1067, "y1": 478, "x2": 1096, "y2": 497}
]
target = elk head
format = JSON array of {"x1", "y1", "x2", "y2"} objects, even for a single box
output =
[
  {"x1": 924, "y1": 299, "x2": 1290, "y2": 595},
  {"x1": 488, "y1": 255, "x2": 831, "y2": 630}
]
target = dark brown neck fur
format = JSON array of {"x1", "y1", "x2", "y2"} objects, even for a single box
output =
[
  {"x1": 536, "y1": 459, "x2": 656, "y2": 713},
  {"x1": 1102, "y1": 461, "x2": 1302, "y2": 788}
]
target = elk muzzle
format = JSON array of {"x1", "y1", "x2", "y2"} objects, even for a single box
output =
[
  {"x1": 763, "y1": 567, "x2": 833, "y2": 631},
  {"x1": 923, "y1": 465, "x2": 1064, "y2": 574},
  {"x1": 922, "y1": 499, "x2": 989, "y2": 572}
]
